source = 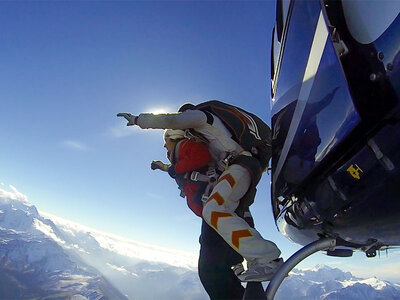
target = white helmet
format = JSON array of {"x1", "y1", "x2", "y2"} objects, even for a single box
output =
[{"x1": 163, "y1": 129, "x2": 185, "y2": 141}]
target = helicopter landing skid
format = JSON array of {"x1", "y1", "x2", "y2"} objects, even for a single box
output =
[{"x1": 243, "y1": 237, "x2": 337, "y2": 300}]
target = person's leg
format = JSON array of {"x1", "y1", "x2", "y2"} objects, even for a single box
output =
[
  {"x1": 202, "y1": 164, "x2": 281, "y2": 261},
  {"x1": 198, "y1": 220, "x2": 244, "y2": 300}
]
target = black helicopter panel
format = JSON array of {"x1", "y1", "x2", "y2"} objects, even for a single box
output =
[{"x1": 270, "y1": 0, "x2": 400, "y2": 252}]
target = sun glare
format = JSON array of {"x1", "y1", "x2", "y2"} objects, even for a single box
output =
[{"x1": 146, "y1": 107, "x2": 172, "y2": 114}]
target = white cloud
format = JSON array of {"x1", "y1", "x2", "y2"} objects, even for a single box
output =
[
  {"x1": 92, "y1": 232, "x2": 197, "y2": 269},
  {"x1": 106, "y1": 263, "x2": 139, "y2": 276},
  {"x1": 0, "y1": 184, "x2": 28, "y2": 203},
  {"x1": 40, "y1": 211, "x2": 198, "y2": 269},
  {"x1": 61, "y1": 140, "x2": 89, "y2": 151},
  {"x1": 33, "y1": 218, "x2": 66, "y2": 245}
]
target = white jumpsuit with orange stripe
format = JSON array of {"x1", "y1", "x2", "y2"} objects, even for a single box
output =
[{"x1": 136, "y1": 109, "x2": 281, "y2": 262}]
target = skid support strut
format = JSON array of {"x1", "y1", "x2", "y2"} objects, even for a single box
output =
[{"x1": 265, "y1": 237, "x2": 336, "y2": 299}]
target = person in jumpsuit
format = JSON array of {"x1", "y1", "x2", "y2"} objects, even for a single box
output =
[{"x1": 118, "y1": 101, "x2": 283, "y2": 283}]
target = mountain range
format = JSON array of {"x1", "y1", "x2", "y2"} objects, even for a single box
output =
[
  {"x1": 276, "y1": 266, "x2": 400, "y2": 300},
  {"x1": 1, "y1": 185, "x2": 400, "y2": 299}
]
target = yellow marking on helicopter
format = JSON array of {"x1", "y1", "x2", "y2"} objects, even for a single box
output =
[{"x1": 347, "y1": 164, "x2": 363, "y2": 180}]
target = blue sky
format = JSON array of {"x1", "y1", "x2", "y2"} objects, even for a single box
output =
[{"x1": 1, "y1": 1, "x2": 399, "y2": 283}]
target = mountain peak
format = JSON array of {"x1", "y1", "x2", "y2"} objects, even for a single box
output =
[{"x1": 0, "y1": 185, "x2": 38, "y2": 216}]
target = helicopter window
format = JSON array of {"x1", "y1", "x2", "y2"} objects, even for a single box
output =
[
  {"x1": 271, "y1": 0, "x2": 293, "y2": 99},
  {"x1": 281, "y1": 0, "x2": 291, "y2": 36},
  {"x1": 271, "y1": 26, "x2": 281, "y2": 95},
  {"x1": 276, "y1": 0, "x2": 284, "y2": 43},
  {"x1": 271, "y1": 0, "x2": 321, "y2": 113},
  {"x1": 276, "y1": 0, "x2": 292, "y2": 42}
]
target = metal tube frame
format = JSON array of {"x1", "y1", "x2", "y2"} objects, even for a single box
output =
[{"x1": 265, "y1": 237, "x2": 337, "y2": 299}]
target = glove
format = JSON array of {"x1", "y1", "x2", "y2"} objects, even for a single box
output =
[
  {"x1": 151, "y1": 160, "x2": 169, "y2": 172},
  {"x1": 117, "y1": 113, "x2": 138, "y2": 126}
]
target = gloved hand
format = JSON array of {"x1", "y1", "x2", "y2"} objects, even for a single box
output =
[
  {"x1": 117, "y1": 113, "x2": 138, "y2": 126},
  {"x1": 151, "y1": 160, "x2": 169, "y2": 172}
]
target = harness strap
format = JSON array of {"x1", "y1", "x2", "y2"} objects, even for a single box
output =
[
  {"x1": 202, "y1": 177, "x2": 218, "y2": 203},
  {"x1": 190, "y1": 168, "x2": 218, "y2": 183},
  {"x1": 190, "y1": 151, "x2": 255, "y2": 203},
  {"x1": 188, "y1": 167, "x2": 221, "y2": 203},
  {"x1": 183, "y1": 129, "x2": 209, "y2": 144}
]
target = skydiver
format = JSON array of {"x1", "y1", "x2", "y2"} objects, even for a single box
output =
[{"x1": 118, "y1": 100, "x2": 283, "y2": 282}]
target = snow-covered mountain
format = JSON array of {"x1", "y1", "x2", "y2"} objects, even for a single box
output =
[
  {"x1": 276, "y1": 265, "x2": 400, "y2": 300},
  {"x1": 0, "y1": 185, "x2": 206, "y2": 300},
  {"x1": 1, "y1": 184, "x2": 400, "y2": 300},
  {"x1": 0, "y1": 186, "x2": 128, "y2": 299}
]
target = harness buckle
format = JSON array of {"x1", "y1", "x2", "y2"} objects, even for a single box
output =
[
  {"x1": 190, "y1": 171, "x2": 200, "y2": 181},
  {"x1": 201, "y1": 194, "x2": 209, "y2": 203},
  {"x1": 219, "y1": 151, "x2": 238, "y2": 170}
]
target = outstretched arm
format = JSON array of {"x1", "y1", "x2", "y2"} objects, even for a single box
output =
[{"x1": 118, "y1": 110, "x2": 208, "y2": 130}]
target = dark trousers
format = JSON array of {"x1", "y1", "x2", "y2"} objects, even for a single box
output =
[{"x1": 198, "y1": 220, "x2": 244, "y2": 300}]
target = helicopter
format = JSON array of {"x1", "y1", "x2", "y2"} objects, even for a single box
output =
[{"x1": 251, "y1": 0, "x2": 400, "y2": 298}]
